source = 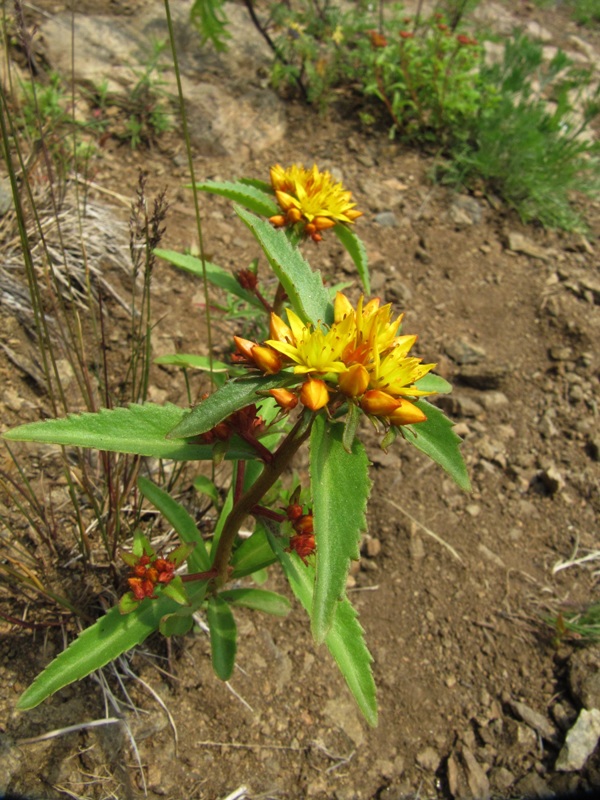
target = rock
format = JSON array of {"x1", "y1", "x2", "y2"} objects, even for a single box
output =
[
  {"x1": 489, "y1": 766, "x2": 515, "y2": 793},
  {"x1": 416, "y1": 746, "x2": 441, "y2": 771},
  {"x1": 0, "y1": 735, "x2": 21, "y2": 795},
  {"x1": 448, "y1": 195, "x2": 483, "y2": 227},
  {"x1": 446, "y1": 339, "x2": 487, "y2": 366},
  {"x1": 533, "y1": 465, "x2": 565, "y2": 496},
  {"x1": 479, "y1": 391, "x2": 509, "y2": 411},
  {"x1": 513, "y1": 772, "x2": 552, "y2": 798},
  {"x1": 556, "y1": 708, "x2": 600, "y2": 771},
  {"x1": 458, "y1": 364, "x2": 508, "y2": 390},
  {"x1": 506, "y1": 231, "x2": 551, "y2": 261},
  {"x1": 323, "y1": 696, "x2": 365, "y2": 747},
  {"x1": 507, "y1": 699, "x2": 559, "y2": 743},
  {"x1": 362, "y1": 536, "x2": 382, "y2": 558},
  {"x1": 568, "y1": 646, "x2": 600, "y2": 710},
  {"x1": 447, "y1": 744, "x2": 490, "y2": 800},
  {"x1": 373, "y1": 211, "x2": 398, "y2": 227}
]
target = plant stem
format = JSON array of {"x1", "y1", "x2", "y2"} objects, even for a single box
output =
[{"x1": 211, "y1": 410, "x2": 314, "y2": 582}]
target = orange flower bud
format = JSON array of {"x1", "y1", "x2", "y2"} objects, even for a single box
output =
[
  {"x1": 338, "y1": 364, "x2": 370, "y2": 397},
  {"x1": 286, "y1": 207, "x2": 303, "y2": 224},
  {"x1": 344, "y1": 208, "x2": 363, "y2": 221},
  {"x1": 233, "y1": 336, "x2": 258, "y2": 361},
  {"x1": 300, "y1": 379, "x2": 329, "y2": 411},
  {"x1": 275, "y1": 190, "x2": 296, "y2": 211},
  {"x1": 400, "y1": 30, "x2": 414, "y2": 39},
  {"x1": 334, "y1": 291, "x2": 354, "y2": 323},
  {"x1": 269, "y1": 214, "x2": 287, "y2": 227},
  {"x1": 251, "y1": 345, "x2": 282, "y2": 375},
  {"x1": 360, "y1": 389, "x2": 402, "y2": 416},
  {"x1": 388, "y1": 398, "x2": 427, "y2": 426},
  {"x1": 368, "y1": 30, "x2": 388, "y2": 48},
  {"x1": 269, "y1": 312, "x2": 294, "y2": 344},
  {"x1": 312, "y1": 216, "x2": 337, "y2": 231},
  {"x1": 294, "y1": 514, "x2": 314, "y2": 536},
  {"x1": 269, "y1": 387, "x2": 299, "y2": 410}
]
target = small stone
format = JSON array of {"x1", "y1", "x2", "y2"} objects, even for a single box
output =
[
  {"x1": 556, "y1": 708, "x2": 600, "y2": 771},
  {"x1": 363, "y1": 536, "x2": 382, "y2": 558},
  {"x1": 507, "y1": 231, "x2": 551, "y2": 261},
  {"x1": 568, "y1": 646, "x2": 600, "y2": 710},
  {"x1": 479, "y1": 391, "x2": 509, "y2": 411},
  {"x1": 416, "y1": 746, "x2": 440, "y2": 771},
  {"x1": 508, "y1": 699, "x2": 559, "y2": 743},
  {"x1": 446, "y1": 339, "x2": 487, "y2": 366},
  {"x1": 490, "y1": 766, "x2": 515, "y2": 792},
  {"x1": 373, "y1": 211, "x2": 398, "y2": 227}
]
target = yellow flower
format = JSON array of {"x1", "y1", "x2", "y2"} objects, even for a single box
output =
[
  {"x1": 334, "y1": 291, "x2": 437, "y2": 400},
  {"x1": 269, "y1": 164, "x2": 362, "y2": 241},
  {"x1": 266, "y1": 309, "x2": 354, "y2": 375},
  {"x1": 300, "y1": 379, "x2": 330, "y2": 411}
]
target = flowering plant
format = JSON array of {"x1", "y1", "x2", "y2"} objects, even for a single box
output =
[{"x1": 4, "y1": 164, "x2": 469, "y2": 724}]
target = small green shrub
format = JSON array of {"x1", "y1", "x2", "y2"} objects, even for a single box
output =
[{"x1": 444, "y1": 33, "x2": 600, "y2": 231}]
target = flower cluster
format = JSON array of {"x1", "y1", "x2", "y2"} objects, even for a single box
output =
[
  {"x1": 235, "y1": 292, "x2": 436, "y2": 429},
  {"x1": 268, "y1": 164, "x2": 362, "y2": 242},
  {"x1": 124, "y1": 553, "x2": 176, "y2": 601},
  {"x1": 285, "y1": 501, "x2": 316, "y2": 564}
]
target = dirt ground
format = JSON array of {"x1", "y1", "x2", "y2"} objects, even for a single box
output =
[{"x1": 1, "y1": 1, "x2": 600, "y2": 799}]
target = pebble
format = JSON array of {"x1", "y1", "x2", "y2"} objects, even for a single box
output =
[
  {"x1": 568, "y1": 646, "x2": 600, "y2": 710},
  {"x1": 445, "y1": 338, "x2": 487, "y2": 366},
  {"x1": 556, "y1": 708, "x2": 600, "y2": 771},
  {"x1": 416, "y1": 746, "x2": 441, "y2": 771},
  {"x1": 373, "y1": 211, "x2": 398, "y2": 227}
]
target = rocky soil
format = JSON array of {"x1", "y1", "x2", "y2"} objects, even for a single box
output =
[{"x1": 0, "y1": 1, "x2": 599, "y2": 799}]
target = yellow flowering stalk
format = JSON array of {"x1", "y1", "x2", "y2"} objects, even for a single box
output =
[{"x1": 269, "y1": 164, "x2": 362, "y2": 242}]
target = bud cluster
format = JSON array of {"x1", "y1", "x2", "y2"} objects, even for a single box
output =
[{"x1": 285, "y1": 501, "x2": 316, "y2": 564}]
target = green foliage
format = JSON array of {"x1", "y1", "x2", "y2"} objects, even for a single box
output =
[
  {"x1": 17, "y1": 582, "x2": 209, "y2": 710},
  {"x1": 118, "y1": 40, "x2": 172, "y2": 148},
  {"x1": 444, "y1": 33, "x2": 600, "y2": 231},
  {"x1": 268, "y1": 529, "x2": 378, "y2": 726},
  {"x1": 191, "y1": 0, "x2": 231, "y2": 52},
  {"x1": 309, "y1": 415, "x2": 370, "y2": 642}
]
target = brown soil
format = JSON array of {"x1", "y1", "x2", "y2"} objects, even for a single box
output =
[{"x1": 1, "y1": 2, "x2": 600, "y2": 799}]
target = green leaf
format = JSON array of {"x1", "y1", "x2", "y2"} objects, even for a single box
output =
[
  {"x1": 193, "y1": 474, "x2": 220, "y2": 508},
  {"x1": 219, "y1": 588, "x2": 290, "y2": 617},
  {"x1": 161, "y1": 575, "x2": 190, "y2": 606},
  {"x1": 167, "y1": 375, "x2": 287, "y2": 440},
  {"x1": 2, "y1": 404, "x2": 260, "y2": 462},
  {"x1": 154, "y1": 354, "x2": 232, "y2": 373},
  {"x1": 207, "y1": 595, "x2": 237, "y2": 680},
  {"x1": 342, "y1": 401, "x2": 361, "y2": 454},
  {"x1": 154, "y1": 249, "x2": 262, "y2": 308},
  {"x1": 404, "y1": 400, "x2": 471, "y2": 491},
  {"x1": 230, "y1": 525, "x2": 277, "y2": 578},
  {"x1": 17, "y1": 582, "x2": 208, "y2": 710},
  {"x1": 414, "y1": 374, "x2": 453, "y2": 394},
  {"x1": 235, "y1": 207, "x2": 332, "y2": 326},
  {"x1": 310, "y1": 416, "x2": 371, "y2": 643},
  {"x1": 192, "y1": 180, "x2": 279, "y2": 217},
  {"x1": 159, "y1": 609, "x2": 195, "y2": 637},
  {"x1": 267, "y1": 531, "x2": 377, "y2": 726},
  {"x1": 137, "y1": 476, "x2": 210, "y2": 572},
  {"x1": 333, "y1": 224, "x2": 370, "y2": 294}
]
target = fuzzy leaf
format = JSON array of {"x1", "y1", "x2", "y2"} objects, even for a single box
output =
[
  {"x1": 235, "y1": 207, "x2": 333, "y2": 326},
  {"x1": 159, "y1": 609, "x2": 195, "y2": 637},
  {"x1": 333, "y1": 224, "x2": 370, "y2": 294},
  {"x1": 267, "y1": 530, "x2": 377, "y2": 726},
  {"x1": 17, "y1": 583, "x2": 208, "y2": 710},
  {"x1": 161, "y1": 575, "x2": 190, "y2": 606},
  {"x1": 167, "y1": 375, "x2": 286, "y2": 440},
  {"x1": 310, "y1": 416, "x2": 371, "y2": 643},
  {"x1": 219, "y1": 588, "x2": 290, "y2": 617},
  {"x1": 193, "y1": 474, "x2": 220, "y2": 508},
  {"x1": 192, "y1": 180, "x2": 279, "y2": 217},
  {"x1": 154, "y1": 354, "x2": 232, "y2": 373},
  {"x1": 154, "y1": 249, "x2": 262, "y2": 308},
  {"x1": 2, "y1": 404, "x2": 259, "y2": 462},
  {"x1": 230, "y1": 525, "x2": 277, "y2": 578},
  {"x1": 404, "y1": 400, "x2": 471, "y2": 491},
  {"x1": 137, "y1": 476, "x2": 210, "y2": 572},
  {"x1": 414, "y1": 374, "x2": 453, "y2": 394},
  {"x1": 207, "y1": 595, "x2": 237, "y2": 680}
]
